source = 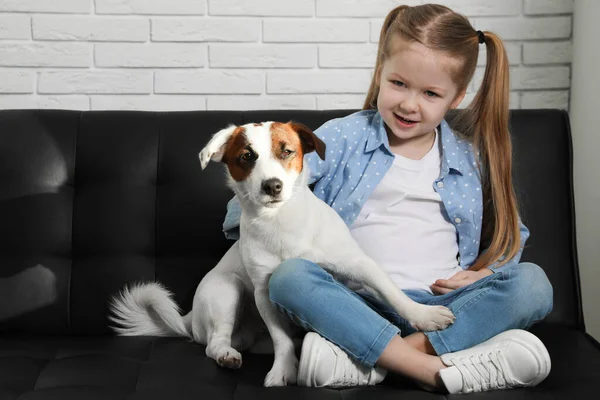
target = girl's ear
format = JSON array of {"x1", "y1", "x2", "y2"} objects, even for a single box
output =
[{"x1": 450, "y1": 89, "x2": 467, "y2": 110}]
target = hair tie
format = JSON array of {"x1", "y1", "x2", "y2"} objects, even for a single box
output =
[{"x1": 477, "y1": 30, "x2": 485, "y2": 44}]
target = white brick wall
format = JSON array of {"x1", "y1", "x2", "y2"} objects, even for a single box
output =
[
  {"x1": 33, "y1": 16, "x2": 149, "y2": 42},
  {"x1": 0, "y1": 0, "x2": 573, "y2": 111}
]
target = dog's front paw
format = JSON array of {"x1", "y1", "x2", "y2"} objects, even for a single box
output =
[
  {"x1": 407, "y1": 304, "x2": 456, "y2": 331},
  {"x1": 216, "y1": 347, "x2": 243, "y2": 369},
  {"x1": 263, "y1": 357, "x2": 298, "y2": 387},
  {"x1": 207, "y1": 344, "x2": 243, "y2": 369}
]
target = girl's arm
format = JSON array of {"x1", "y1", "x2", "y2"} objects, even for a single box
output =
[{"x1": 431, "y1": 219, "x2": 530, "y2": 294}]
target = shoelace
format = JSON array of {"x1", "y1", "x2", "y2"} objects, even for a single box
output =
[
  {"x1": 448, "y1": 350, "x2": 512, "y2": 393},
  {"x1": 338, "y1": 366, "x2": 361, "y2": 386},
  {"x1": 331, "y1": 345, "x2": 370, "y2": 387}
]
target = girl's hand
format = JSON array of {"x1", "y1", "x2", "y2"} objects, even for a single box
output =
[{"x1": 431, "y1": 268, "x2": 493, "y2": 295}]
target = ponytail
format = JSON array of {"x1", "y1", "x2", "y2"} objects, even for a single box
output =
[{"x1": 453, "y1": 31, "x2": 521, "y2": 270}]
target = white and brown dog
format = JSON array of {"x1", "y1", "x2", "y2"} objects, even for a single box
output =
[{"x1": 109, "y1": 121, "x2": 455, "y2": 387}]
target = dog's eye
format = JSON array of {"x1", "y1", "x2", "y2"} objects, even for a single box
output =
[
  {"x1": 239, "y1": 152, "x2": 253, "y2": 162},
  {"x1": 282, "y1": 149, "x2": 294, "y2": 158}
]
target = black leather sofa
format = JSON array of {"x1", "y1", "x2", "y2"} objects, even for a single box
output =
[{"x1": 1, "y1": 108, "x2": 598, "y2": 399}]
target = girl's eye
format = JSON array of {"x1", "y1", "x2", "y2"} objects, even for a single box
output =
[
  {"x1": 425, "y1": 90, "x2": 439, "y2": 97},
  {"x1": 392, "y1": 80, "x2": 405, "y2": 87}
]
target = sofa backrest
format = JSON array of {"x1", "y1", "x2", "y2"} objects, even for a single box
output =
[{"x1": 0, "y1": 109, "x2": 582, "y2": 335}]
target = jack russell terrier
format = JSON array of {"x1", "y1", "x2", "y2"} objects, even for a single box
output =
[{"x1": 109, "y1": 121, "x2": 455, "y2": 387}]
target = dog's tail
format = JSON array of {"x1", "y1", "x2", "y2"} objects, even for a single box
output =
[{"x1": 108, "y1": 282, "x2": 192, "y2": 339}]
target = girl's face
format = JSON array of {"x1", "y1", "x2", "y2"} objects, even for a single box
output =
[{"x1": 376, "y1": 38, "x2": 465, "y2": 153}]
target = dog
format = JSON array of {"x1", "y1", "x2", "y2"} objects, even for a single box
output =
[{"x1": 109, "y1": 121, "x2": 455, "y2": 387}]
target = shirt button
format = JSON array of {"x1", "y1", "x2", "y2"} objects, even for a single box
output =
[
  {"x1": 454, "y1": 217, "x2": 462, "y2": 224},
  {"x1": 437, "y1": 181, "x2": 444, "y2": 188}
]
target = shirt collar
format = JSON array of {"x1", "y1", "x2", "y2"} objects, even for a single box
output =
[
  {"x1": 365, "y1": 112, "x2": 393, "y2": 154},
  {"x1": 439, "y1": 119, "x2": 468, "y2": 176}
]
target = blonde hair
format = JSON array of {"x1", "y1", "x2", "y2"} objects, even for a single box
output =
[{"x1": 364, "y1": 4, "x2": 520, "y2": 271}]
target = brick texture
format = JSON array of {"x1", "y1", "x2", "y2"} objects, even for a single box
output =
[{"x1": 0, "y1": 0, "x2": 573, "y2": 111}]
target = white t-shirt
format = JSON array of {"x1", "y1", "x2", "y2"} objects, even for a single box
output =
[{"x1": 350, "y1": 129, "x2": 463, "y2": 293}]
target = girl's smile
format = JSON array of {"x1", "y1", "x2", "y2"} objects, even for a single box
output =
[{"x1": 394, "y1": 113, "x2": 419, "y2": 128}]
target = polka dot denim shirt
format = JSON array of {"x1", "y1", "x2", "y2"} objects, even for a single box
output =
[{"x1": 223, "y1": 110, "x2": 529, "y2": 270}]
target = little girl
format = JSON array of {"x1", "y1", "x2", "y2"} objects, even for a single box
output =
[{"x1": 224, "y1": 3, "x2": 553, "y2": 394}]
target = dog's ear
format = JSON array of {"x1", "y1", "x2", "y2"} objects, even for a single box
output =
[
  {"x1": 288, "y1": 122, "x2": 326, "y2": 161},
  {"x1": 198, "y1": 125, "x2": 238, "y2": 170}
]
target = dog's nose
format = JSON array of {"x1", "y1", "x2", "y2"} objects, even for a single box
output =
[{"x1": 262, "y1": 178, "x2": 283, "y2": 196}]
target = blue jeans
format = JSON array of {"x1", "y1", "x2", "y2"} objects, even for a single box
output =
[{"x1": 268, "y1": 259, "x2": 553, "y2": 368}]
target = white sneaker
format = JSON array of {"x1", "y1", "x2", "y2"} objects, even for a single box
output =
[
  {"x1": 439, "y1": 329, "x2": 551, "y2": 394},
  {"x1": 297, "y1": 332, "x2": 387, "y2": 388}
]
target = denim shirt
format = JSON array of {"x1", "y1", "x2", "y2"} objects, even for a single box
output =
[{"x1": 222, "y1": 110, "x2": 529, "y2": 271}]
